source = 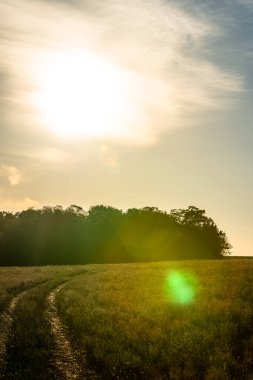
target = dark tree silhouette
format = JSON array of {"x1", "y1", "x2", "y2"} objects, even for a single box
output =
[
  {"x1": 0, "y1": 205, "x2": 231, "y2": 265},
  {"x1": 170, "y1": 206, "x2": 231, "y2": 258}
]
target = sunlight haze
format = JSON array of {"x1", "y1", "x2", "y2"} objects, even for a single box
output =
[{"x1": 0, "y1": 0, "x2": 253, "y2": 255}]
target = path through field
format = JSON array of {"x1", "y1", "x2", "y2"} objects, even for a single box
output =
[
  {"x1": 0, "y1": 272, "x2": 97, "y2": 379},
  {"x1": 47, "y1": 284, "x2": 95, "y2": 380},
  {"x1": 0, "y1": 289, "x2": 27, "y2": 375},
  {"x1": 47, "y1": 282, "x2": 97, "y2": 380}
]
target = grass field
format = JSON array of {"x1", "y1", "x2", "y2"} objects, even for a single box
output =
[{"x1": 0, "y1": 260, "x2": 253, "y2": 379}]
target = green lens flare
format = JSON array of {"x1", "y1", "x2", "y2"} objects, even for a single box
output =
[{"x1": 166, "y1": 270, "x2": 197, "y2": 305}]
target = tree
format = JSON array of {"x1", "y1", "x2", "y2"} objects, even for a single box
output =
[
  {"x1": 170, "y1": 206, "x2": 231, "y2": 257},
  {"x1": 0, "y1": 204, "x2": 231, "y2": 265}
]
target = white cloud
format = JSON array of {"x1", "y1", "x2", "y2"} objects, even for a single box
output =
[
  {"x1": 0, "y1": 162, "x2": 22, "y2": 185},
  {"x1": 23, "y1": 197, "x2": 40, "y2": 209},
  {"x1": 0, "y1": 194, "x2": 40, "y2": 211}
]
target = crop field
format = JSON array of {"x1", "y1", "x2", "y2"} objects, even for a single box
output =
[{"x1": 0, "y1": 260, "x2": 253, "y2": 379}]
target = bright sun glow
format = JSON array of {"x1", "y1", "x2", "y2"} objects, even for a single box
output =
[{"x1": 34, "y1": 50, "x2": 136, "y2": 139}]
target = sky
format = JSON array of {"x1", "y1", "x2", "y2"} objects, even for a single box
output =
[{"x1": 0, "y1": 0, "x2": 253, "y2": 255}]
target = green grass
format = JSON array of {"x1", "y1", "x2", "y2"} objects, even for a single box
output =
[
  {"x1": 56, "y1": 260, "x2": 253, "y2": 379},
  {"x1": 4, "y1": 280, "x2": 61, "y2": 379},
  {"x1": 0, "y1": 266, "x2": 83, "y2": 312},
  {"x1": 0, "y1": 266, "x2": 87, "y2": 379},
  {"x1": 1, "y1": 260, "x2": 253, "y2": 379}
]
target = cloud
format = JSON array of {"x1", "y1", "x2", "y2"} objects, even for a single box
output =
[
  {"x1": 0, "y1": 194, "x2": 40, "y2": 211},
  {"x1": 23, "y1": 197, "x2": 40, "y2": 208},
  {"x1": 0, "y1": 162, "x2": 22, "y2": 185},
  {"x1": 236, "y1": 0, "x2": 253, "y2": 6},
  {"x1": 100, "y1": 145, "x2": 119, "y2": 170},
  {"x1": 0, "y1": 0, "x2": 243, "y2": 145}
]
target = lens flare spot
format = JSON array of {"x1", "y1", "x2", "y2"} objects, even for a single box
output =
[{"x1": 166, "y1": 270, "x2": 198, "y2": 305}]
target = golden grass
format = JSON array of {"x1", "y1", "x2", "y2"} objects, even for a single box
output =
[
  {"x1": 1, "y1": 265, "x2": 87, "y2": 379},
  {"x1": 0, "y1": 266, "x2": 84, "y2": 311},
  {"x1": 57, "y1": 260, "x2": 253, "y2": 379}
]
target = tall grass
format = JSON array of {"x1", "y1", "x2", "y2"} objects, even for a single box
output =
[
  {"x1": 57, "y1": 260, "x2": 253, "y2": 379},
  {"x1": 2, "y1": 266, "x2": 87, "y2": 379},
  {"x1": 0, "y1": 266, "x2": 85, "y2": 312}
]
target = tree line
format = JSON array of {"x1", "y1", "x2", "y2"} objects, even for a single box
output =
[{"x1": 0, "y1": 205, "x2": 231, "y2": 265}]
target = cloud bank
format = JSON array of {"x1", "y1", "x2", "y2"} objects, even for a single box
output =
[{"x1": 0, "y1": 0, "x2": 243, "y2": 145}]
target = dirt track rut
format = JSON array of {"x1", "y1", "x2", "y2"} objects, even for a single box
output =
[
  {"x1": 47, "y1": 283, "x2": 97, "y2": 380},
  {"x1": 0, "y1": 276, "x2": 96, "y2": 379},
  {"x1": 0, "y1": 290, "x2": 27, "y2": 374}
]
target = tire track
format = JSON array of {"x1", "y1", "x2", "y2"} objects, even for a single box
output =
[
  {"x1": 0, "y1": 290, "x2": 27, "y2": 374},
  {"x1": 47, "y1": 283, "x2": 97, "y2": 380}
]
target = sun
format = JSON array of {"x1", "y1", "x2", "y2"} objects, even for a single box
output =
[{"x1": 34, "y1": 49, "x2": 134, "y2": 139}]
